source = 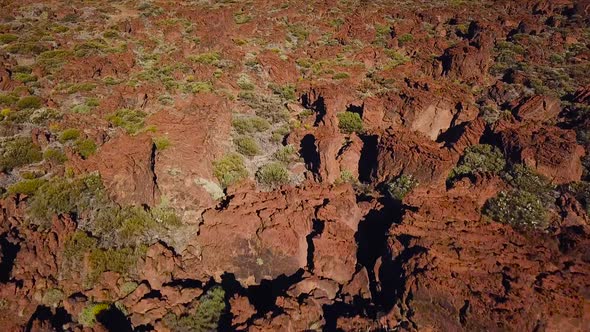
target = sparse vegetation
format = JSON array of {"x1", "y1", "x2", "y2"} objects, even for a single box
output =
[
  {"x1": 213, "y1": 153, "x2": 248, "y2": 188},
  {"x1": 59, "y1": 128, "x2": 81, "y2": 142},
  {"x1": 16, "y1": 96, "x2": 43, "y2": 110},
  {"x1": 387, "y1": 175, "x2": 419, "y2": 200},
  {"x1": 107, "y1": 109, "x2": 147, "y2": 134},
  {"x1": 232, "y1": 116, "x2": 270, "y2": 134},
  {"x1": 0, "y1": 137, "x2": 43, "y2": 172},
  {"x1": 154, "y1": 136, "x2": 171, "y2": 150},
  {"x1": 75, "y1": 139, "x2": 97, "y2": 159},
  {"x1": 449, "y1": 144, "x2": 506, "y2": 182},
  {"x1": 256, "y1": 162, "x2": 290, "y2": 187},
  {"x1": 337, "y1": 112, "x2": 363, "y2": 134},
  {"x1": 273, "y1": 145, "x2": 298, "y2": 164},
  {"x1": 163, "y1": 286, "x2": 226, "y2": 332},
  {"x1": 7, "y1": 178, "x2": 47, "y2": 195},
  {"x1": 483, "y1": 190, "x2": 548, "y2": 230},
  {"x1": 78, "y1": 303, "x2": 111, "y2": 327},
  {"x1": 235, "y1": 136, "x2": 260, "y2": 156}
]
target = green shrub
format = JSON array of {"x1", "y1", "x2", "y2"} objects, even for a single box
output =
[
  {"x1": 232, "y1": 116, "x2": 270, "y2": 134},
  {"x1": 0, "y1": 93, "x2": 19, "y2": 106},
  {"x1": 164, "y1": 286, "x2": 226, "y2": 332},
  {"x1": 273, "y1": 145, "x2": 298, "y2": 164},
  {"x1": 503, "y1": 164, "x2": 554, "y2": 204},
  {"x1": 336, "y1": 170, "x2": 356, "y2": 184},
  {"x1": 337, "y1": 112, "x2": 363, "y2": 134},
  {"x1": 63, "y1": 231, "x2": 98, "y2": 260},
  {"x1": 271, "y1": 124, "x2": 291, "y2": 143},
  {"x1": 398, "y1": 33, "x2": 414, "y2": 46},
  {"x1": 183, "y1": 81, "x2": 213, "y2": 94},
  {"x1": 43, "y1": 148, "x2": 67, "y2": 163},
  {"x1": 14, "y1": 73, "x2": 37, "y2": 83},
  {"x1": 107, "y1": 109, "x2": 146, "y2": 134},
  {"x1": 154, "y1": 136, "x2": 171, "y2": 150},
  {"x1": 268, "y1": 83, "x2": 296, "y2": 101},
  {"x1": 37, "y1": 49, "x2": 72, "y2": 69},
  {"x1": 28, "y1": 174, "x2": 106, "y2": 223},
  {"x1": 78, "y1": 303, "x2": 111, "y2": 327},
  {"x1": 5, "y1": 42, "x2": 48, "y2": 54},
  {"x1": 237, "y1": 75, "x2": 255, "y2": 90},
  {"x1": 7, "y1": 178, "x2": 47, "y2": 195},
  {"x1": 75, "y1": 139, "x2": 97, "y2": 159},
  {"x1": 235, "y1": 136, "x2": 260, "y2": 156},
  {"x1": 0, "y1": 34, "x2": 18, "y2": 44},
  {"x1": 42, "y1": 288, "x2": 64, "y2": 308},
  {"x1": 59, "y1": 128, "x2": 81, "y2": 142},
  {"x1": 88, "y1": 246, "x2": 146, "y2": 282},
  {"x1": 234, "y1": 11, "x2": 251, "y2": 24},
  {"x1": 0, "y1": 137, "x2": 43, "y2": 171},
  {"x1": 332, "y1": 72, "x2": 350, "y2": 80},
  {"x1": 449, "y1": 144, "x2": 506, "y2": 182},
  {"x1": 213, "y1": 153, "x2": 248, "y2": 188},
  {"x1": 387, "y1": 174, "x2": 419, "y2": 200},
  {"x1": 256, "y1": 162, "x2": 290, "y2": 187},
  {"x1": 16, "y1": 96, "x2": 43, "y2": 110},
  {"x1": 483, "y1": 190, "x2": 548, "y2": 230},
  {"x1": 189, "y1": 52, "x2": 221, "y2": 65}
]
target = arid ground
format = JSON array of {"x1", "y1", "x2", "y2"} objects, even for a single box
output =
[{"x1": 0, "y1": 0, "x2": 589, "y2": 331}]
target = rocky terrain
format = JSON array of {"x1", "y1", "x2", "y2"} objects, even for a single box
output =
[{"x1": 0, "y1": 0, "x2": 589, "y2": 331}]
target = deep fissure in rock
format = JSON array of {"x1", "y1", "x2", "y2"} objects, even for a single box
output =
[
  {"x1": 300, "y1": 134, "x2": 320, "y2": 177},
  {"x1": 358, "y1": 135, "x2": 379, "y2": 183},
  {"x1": 0, "y1": 234, "x2": 19, "y2": 282},
  {"x1": 305, "y1": 219, "x2": 325, "y2": 272}
]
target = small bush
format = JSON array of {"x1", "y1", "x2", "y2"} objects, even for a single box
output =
[
  {"x1": 235, "y1": 136, "x2": 260, "y2": 156},
  {"x1": 449, "y1": 144, "x2": 506, "y2": 182},
  {"x1": 154, "y1": 136, "x2": 171, "y2": 150},
  {"x1": 28, "y1": 174, "x2": 106, "y2": 223},
  {"x1": 189, "y1": 52, "x2": 221, "y2": 65},
  {"x1": 7, "y1": 178, "x2": 47, "y2": 195},
  {"x1": 37, "y1": 49, "x2": 72, "y2": 70},
  {"x1": 75, "y1": 139, "x2": 97, "y2": 159},
  {"x1": 0, "y1": 137, "x2": 43, "y2": 171},
  {"x1": 483, "y1": 190, "x2": 548, "y2": 230},
  {"x1": 42, "y1": 288, "x2": 64, "y2": 308},
  {"x1": 234, "y1": 11, "x2": 251, "y2": 24},
  {"x1": 5, "y1": 42, "x2": 48, "y2": 55},
  {"x1": 0, "y1": 93, "x2": 19, "y2": 106},
  {"x1": 16, "y1": 96, "x2": 43, "y2": 110},
  {"x1": 237, "y1": 75, "x2": 255, "y2": 90},
  {"x1": 232, "y1": 116, "x2": 270, "y2": 134},
  {"x1": 398, "y1": 33, "x2": 414, "y2": 46},
  {"x1": 107, "y1": 109, "x2": 146, "y2": 134},
  {"x1": 43, "y1": 148, "x2": 67, "y2": 163},
  {"x1": 59, "y1": 128, "x2": 81, "y2": 142},
  {"x1": 14, "y1": 73, "x2": 37, "y2": 83},
  {"x1": 273, "y1": 145, "x2": 298, "y2": 164},
  {"x1": 337, "y1": 112, "x2": 363, "y2": 134},
  {"x1": 256, "y1": 162, "x2": 290, "y2": 187},
  {"x1": 88, "y1": 246, "x2": 146, "y2": 282},
  {"x1": 336, "y1": 170, "x2": 356, "y2": 184},
  {"x1": 213, "y1": 153, "x2": 248, "y2": 188},
  {"x1": 387, "y1": 175, "x2": 419, "y2": 200},
  {"x1": 332, "y1": 72, "x2": 350, "y2": 80},
  {"x1": 503, "y1": 164, "x2": 554, "y2": 204},
  {"x1": 183, "y1": 81, "x2": 213, "y2": 94},
  {"x1": 0, "y1": 34, "x2": 18, "y2": 44},
  {"x1": 268, "y1": 83, "x2": 296, "y2": 101},
  {"x1": 164, "y1": 286, "x2": 226, "y2": 332},
  {"x1": 78, "y1": 303, "x2": 111, "y2": 327}
]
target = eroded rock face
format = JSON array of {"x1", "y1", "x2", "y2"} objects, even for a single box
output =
[
  {"x1": 376, "y1": 127, "x2": 457, "y2": 186},
  {"x1": 189, "y1": 184, "x2": 362, "y2": 285},
  {"x1": 500, "y1": 124, "x2": 585, "y2": 184},
  {"x1": 377, "y1": 178, "x2": 590, "y2": 331},
  {"x1": 513, "y1": 95, "x2": 560, "y2": 122},
  {"x1": 74, "y1": 134, "x2": 159, "y2": 206}
]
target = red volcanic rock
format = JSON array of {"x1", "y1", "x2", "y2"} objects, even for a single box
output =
[
  {"x1": 572, "y1": 85, "x2": 590, "y2": 104},
  {"x1": 513, "y1": 95, "x2": 561, "y2": 122},
  {"x1": 230, "y1": 295, "x2": 256, "y2": 328},
  {"x1": 148, "y1": 94, "x2": 231, "y2": 213},
  {"x1": 440, "y1": 40, "x2": 491, "y2": 83},
  {"x1": 500, "y1": 125, "x2": 585, "y2": 184},
  {"x1": 257, "y1": 50, "x2": 298, "y2": 85},
  {"x1": 73, "y1": 134, "x2": 159, "y2": 206},
  {"x1": 310, "y1": 221, "x2": 357, "y2": 284},
  {"x1": 183, "y1": 184, "x2": 361, "y2": 285},
  {"x1": 401, "y1": 97, "x2": 455, "y2": 140},
  {"x1": 378, "y1": 179, "x2": 590, "y2": 331},
  {"x1": 336, "y1": 134, "x2": 362, "y2": 179},
  {"x1": 376, "y1": 127, "x2": 457, "y2": 186},
  {"x1": 250, "y1": 296, "x2": 324, "y2": 332},
  {"x1": 450, "y1": 117, "x2": 487, "y2": 154},
  {"x1": 139, "y1": 242, "x2": 180, "y2": 290}
]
